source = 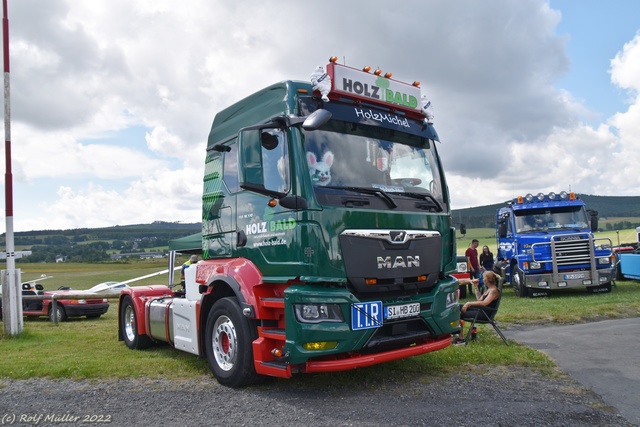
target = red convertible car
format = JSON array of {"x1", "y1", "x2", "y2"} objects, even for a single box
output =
[{"x1": 21, "y1": 281, "x2": 110, "y2": 322}]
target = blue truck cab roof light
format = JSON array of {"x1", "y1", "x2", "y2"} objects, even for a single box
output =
[{"x1": 514, "y1": 190, "x2": 577, "y2": 204}]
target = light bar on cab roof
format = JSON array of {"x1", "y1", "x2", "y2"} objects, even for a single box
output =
[
  {"x1": 514, "y1": 191, "x2": 576, "y2": 204},
  {"x1": 310, "y1": 56, "x2": 435, "y2": 123}
]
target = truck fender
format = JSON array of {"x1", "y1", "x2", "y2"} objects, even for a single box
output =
[
  {"x1": 195, "y1": 258, "x2": 263, "y2": 318},
  {"x1": 117, "y1": 285, "x2": 172, "y2": 341}
]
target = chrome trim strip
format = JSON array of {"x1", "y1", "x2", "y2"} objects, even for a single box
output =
[{"x1": 341, "y1": 229, "x2": 440, "y2": 244}]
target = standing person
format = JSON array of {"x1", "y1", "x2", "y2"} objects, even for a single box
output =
[
  {"x1": 465, "y1": 239, "x2": 481, "y2": 298},
  {"x1": 479, "y1": 245, "x2": 494, "y2": 272},
  {"x1": 180, "y1": 254, "x2": 199, "y2": 285},
  {"x1": 479, "y1": 245, "x2": 494, "y2": 292}
]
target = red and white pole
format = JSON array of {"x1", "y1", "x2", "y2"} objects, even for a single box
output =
[{"x1": 2, "y1": 0, "x2": 22, "y2": 335}]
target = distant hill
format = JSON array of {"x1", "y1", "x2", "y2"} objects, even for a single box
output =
[
  {"x1": 452, "y1": 194, "x2": 640, "y2": 228},
  {"x1": 2, "y1": 221, "x2": 201, "y2": 247}
]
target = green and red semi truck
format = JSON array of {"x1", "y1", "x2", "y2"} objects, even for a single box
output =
[{"x1": 118, "y1": 57, "x2": 461, "y2": 387}]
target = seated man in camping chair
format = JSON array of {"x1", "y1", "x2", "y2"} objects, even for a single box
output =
[{"x1": 454, "y1": 268, "x2": 508, "y2": 345}]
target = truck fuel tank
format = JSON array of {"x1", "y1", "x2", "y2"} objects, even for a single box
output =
[{"x1": 147, "y1": 297, "x2": 174, "y2": 343}]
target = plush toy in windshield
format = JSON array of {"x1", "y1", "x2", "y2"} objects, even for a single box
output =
[{"x1": 306, "y1": 151, "x2": 334, "y2": 186}]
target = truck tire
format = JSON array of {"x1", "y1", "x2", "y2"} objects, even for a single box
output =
[
  {"x1": 512, "y1": 267, "x2": 528, "y2": 298},
  {"x1": 615, "y1": 261, "x2": 623, "y2": 281},
  {"x1": 49, "y1": 305, "x2": 67, "y2": 322},
  {"x1": 120, "y1": 295, "x2": 153, "y2": 350},
  {"x1": 205, "y1": 297, "x2": 262, "y2": 388}
]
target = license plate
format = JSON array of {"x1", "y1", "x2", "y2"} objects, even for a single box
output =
[
  {"x1": 351, "y1": 301, "x2": 383, "y2": 330},
  {"x1": 564, "y1": 273, "x2": 585, "y2": 280},
  {"x1": 385, "y1": 302, "x2": 421, "y2": 320}
]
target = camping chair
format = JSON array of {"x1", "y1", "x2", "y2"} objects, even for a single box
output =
[{"x1": 462, "y1": 278, "x2": 509, "y2": 345}]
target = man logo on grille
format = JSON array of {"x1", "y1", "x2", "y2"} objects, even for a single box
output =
[{"x1": 390, "y1": 231, "x2": 406, "y2": 243}]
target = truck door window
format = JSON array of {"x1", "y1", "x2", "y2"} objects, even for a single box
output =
[
  {"x1": 261, "y1": 129, "x2": 290, "y2": 193},
  {"x1": 239, "y1": 128, "x2": 290, "y2": 194}
]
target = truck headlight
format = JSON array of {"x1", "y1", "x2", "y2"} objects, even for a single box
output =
[
  {"x1": 294, "y1": 304, "x2": 344, "y2": 323},
  {"x1": 446, "y1": 291, "x2": 458, "y2": 308},
  {"x1": 597, "y1": 257, "x2": 610, "y2": 265},
  {"x1": 529, "y1": 262, "x2": 541, "y2": 269}
]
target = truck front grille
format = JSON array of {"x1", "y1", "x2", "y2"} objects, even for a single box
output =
[{"x1": 554, "y1": 238, "x2": 591, "y2": 266}]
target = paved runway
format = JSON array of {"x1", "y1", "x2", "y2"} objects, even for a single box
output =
[{"x1": 506, "y1": 318, "x2": 640, "y2": 426}]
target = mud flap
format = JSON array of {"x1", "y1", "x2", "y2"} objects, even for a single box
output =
[
  {"x1": 528, "y1": 288, "x2": 551, "y2": 298},
  {"x1": 586, "y1": 283, "x2": 612, "y2": 294}
]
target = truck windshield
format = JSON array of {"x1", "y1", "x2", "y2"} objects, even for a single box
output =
[
  {"x1": 514, "y1": 206, "x2": 589, "y2": 233},
  {"x1": 301, "y1": 120, "x2": 445, "y2": 210}
]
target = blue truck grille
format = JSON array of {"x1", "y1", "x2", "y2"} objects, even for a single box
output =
[{"x1": 554, "y1": 239, "x2": 591, "y2": 266}]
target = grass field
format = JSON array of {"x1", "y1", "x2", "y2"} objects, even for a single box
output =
[{"x1": 1, "y1": 256, "x2": 639, "y2": 383}]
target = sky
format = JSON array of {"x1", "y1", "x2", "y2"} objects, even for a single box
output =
[{"x1": 1, "y1": 0, "x2": 640, "y2": 232}]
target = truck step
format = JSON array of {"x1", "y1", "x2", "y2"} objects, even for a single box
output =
[
  {"x1": 260, "y1": 297, "x2": 285, "y2": 309},
  {"x1": 259, "y1": 327, "x2": 286, "y2": 341}
]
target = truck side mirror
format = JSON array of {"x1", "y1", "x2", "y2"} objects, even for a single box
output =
[
  {"x1": 459, "y1": 224, "x2": 466, "y2": 235},
  {"x1": 498, "y1": 222, "x2": 507, "y2": 238},
  {"x1": 590, "y1": 216, "x2": 598, "y2": 232},
  {"x1": 302, "y1": 109, "x2": 332, "y2": 130}
]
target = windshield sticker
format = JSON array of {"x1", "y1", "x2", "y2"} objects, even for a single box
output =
[
  {"x1": 354, "y1": 108, "x2": 410, "y2": 128},
  {"x1": 372, "y1": 184, "x2": 404, "y2": 192}
]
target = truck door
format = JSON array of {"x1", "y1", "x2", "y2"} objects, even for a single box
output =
[{"x1": 236, "y1": 127, "x2": 302, "y2": 275}]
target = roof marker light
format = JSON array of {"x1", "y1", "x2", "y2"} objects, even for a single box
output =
[
  {"x1": 569, "y1": 192, "x2": 576, "y2": 200},
  {"x1": 374, "y1": 69, "x2": 382, "y2": 76},
  {"x1": 412, "y1": 81, "x2": 421, "y2": 87},
  {"x1": 384, "y1": 72, "x2": 393, "y2": 78},
  {"x1": 329, "y1": 56, "x2": 338, "y2": 63},
  {"x1": 363, "y1": 66, "x2": 371, "y2": 72}
]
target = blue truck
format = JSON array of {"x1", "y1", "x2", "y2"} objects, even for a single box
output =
[{"x1": 496, "y1": 191, "x2": 614, "y2": 297}]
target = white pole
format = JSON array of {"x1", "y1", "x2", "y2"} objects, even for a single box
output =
[{"x1": 2, "y1": 0, "x2": 21, "y2": 335}]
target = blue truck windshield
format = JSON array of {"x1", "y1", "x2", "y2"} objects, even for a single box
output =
[{"x1": 514, "y1": 206, "x2": 589, "y2": 233}]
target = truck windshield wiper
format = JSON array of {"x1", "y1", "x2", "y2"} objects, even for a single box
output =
[
  {"x1": 324, "y1": 186, "x2": 398, "y2": 209},
  {"x1": 390, "y1": 192, "x2": 443, "y2": 212}
]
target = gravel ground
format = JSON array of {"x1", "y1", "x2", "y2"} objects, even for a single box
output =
[{"x1": 0, "y1": 366, "x2": 633, "y2": 427}]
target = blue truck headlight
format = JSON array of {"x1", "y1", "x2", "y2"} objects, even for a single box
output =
[
  {"x1": 597, "y1": 257, "x2": 610, "y2": 265},
  {"x1": 294, "y1": 304, "x2": 344, "y2": 323},
  {"x1": 529, "y1": 261, "x2": 541, "y2": 269}
]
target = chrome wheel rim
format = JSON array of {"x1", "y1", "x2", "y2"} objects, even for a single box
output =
[{"x1": 213, "y1": 315, "x2": 237, "y2": 372}]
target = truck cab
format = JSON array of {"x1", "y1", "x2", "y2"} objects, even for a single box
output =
[{"x1": 497, "y1": 191, "x2": 614, "y2": 297}]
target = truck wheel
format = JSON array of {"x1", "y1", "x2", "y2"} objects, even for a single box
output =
[
  {"x1": 120, "y1": 295, "x2": 153, "y2": 349},
  {"x1": 512, "y1": 267, "x2": 528, "y2": 298},
  {"x1": 615, "y1": 261, "x2": 623, "y2": 281},
  {"x1": 205, "y1": 297, "x2": 262, "y2": 388},
  {"x1": 49, "y1": 305, "x2": 67, "y2": 322}
]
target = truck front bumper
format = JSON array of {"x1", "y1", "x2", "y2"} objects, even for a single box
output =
[
  {"x1": 525, "y1": 267, "x2": 614, "y2": 290},
  {"x1": 280, "y1": 279, "x2": 459, "y2": 368}
]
